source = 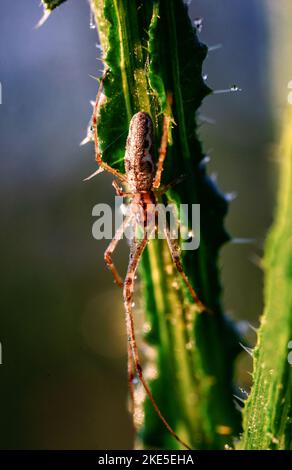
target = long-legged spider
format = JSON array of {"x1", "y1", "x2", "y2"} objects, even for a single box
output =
[{"x1": 87, "y1": 72, "x2": 207, "y2": 450}]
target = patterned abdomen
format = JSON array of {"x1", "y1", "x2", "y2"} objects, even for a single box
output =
[{"x1": 125, "y1": 112, "x2": 155, "y2": 192}]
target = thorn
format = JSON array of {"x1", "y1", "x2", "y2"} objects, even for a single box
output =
[
  {"x1": 239, "y1": 342, "x2": 254, "y2": 357},
  {"x1": 198, "y1": 114, "x2": 216, "y2": 125},
  {"x1": 202, "y1": 155, "x2": 211, "y2": 164},
  {"x1": 248, "y1": 322, "x2": 258, "y2": 334},
  {"x1": 231, "y1": 238, "x2": 255, "y2": 245},
  {"x1": 233, "y1": 394, "x2": 246, "y2": 405},
  {"x1": 230, "y1": 85, "x2": 242, "y2": 92},
  {"x1": 224, "y1": 191, "x2": 237, "y2": 202},
  {"x1": 199, "y1": 155, "x2": 211, "y2": 169},
  {"x1": 233, "y1": 399, "x2": 243, "y2": 413},
  {"x1": 80, "y1": 135, "x2": 92, "y2": 146},
  {"x1": 89, "y1": 74, "x2": 100, "y2": 82},
  {"x1": 213, "y1": 85, "x2": 242, "y2": 95},
  {"x1": 239, "y1": 387, "x2": 249, "y2": 398},
  {"x1": 249, "y1": 253, "x2": 264, "y2": 270},
  {"x1": 210, "y1": 172, "x2": 218, "y2": 183},
  {"x1": 194, "y1": 17, "x2": 203, "y2": 33},
  {"x1": 83, "y1": 167, "x2": 104, "y2": 181},
  {"x1": 208, "y1": 43, "x2": 223, "y2": 52},
  {"x1": 89, "y1": 7, "x2": 96, "y2": 29},
  {"x1": 35, "y1": 9, "x2": 51, "y2": 29}
]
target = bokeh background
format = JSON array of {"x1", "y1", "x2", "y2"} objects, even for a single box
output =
[{"x1": 0, "y1": 0, "x2": 280, "y2": 449}]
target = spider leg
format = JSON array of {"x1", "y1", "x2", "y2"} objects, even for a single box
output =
[
  {"x1": 104, "y1": 214, "x2": 133, "y2": 288},
  {"x1": 154, "y1": 174, "x2": 186, "y2": 197},
  {"x1": 152, "y1": 112, "x2": 171, "y2": 190},
  {"x1": 105, "y1": 214, "x2": 136, "y2": 413},
  {"x1": 127, "y1": 341, "x2": 135, "y2": 414},
  {"x1": 90, "y1": 70, "x2": 127, "y2": 183},
  {"x1": 164, "y1": 225, "x2": 208, "y2": 313},
  {"x1": 123, "y1": 230, "x2": 191, "y2": 450}
]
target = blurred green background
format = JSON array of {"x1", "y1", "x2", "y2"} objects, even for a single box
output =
[{"x1": 0, "y1": 0, "x2": 280, "y2": 449}]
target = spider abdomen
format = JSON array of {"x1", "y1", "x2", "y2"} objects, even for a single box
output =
[{"x1": 125, "y1": 112, "x2": 155, "y2": 192}]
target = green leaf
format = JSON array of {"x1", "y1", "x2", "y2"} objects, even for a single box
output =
[
  {"x1": 239, "y1": 107, "x2": 292, "y2": 450},
  {"x1": 91, "y1": 0, "x2": 241, "y2": 449}
]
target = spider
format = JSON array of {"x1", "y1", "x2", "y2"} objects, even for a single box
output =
[{"x1": 86, "y1": 71, "x2": 207, "y2": 450}]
